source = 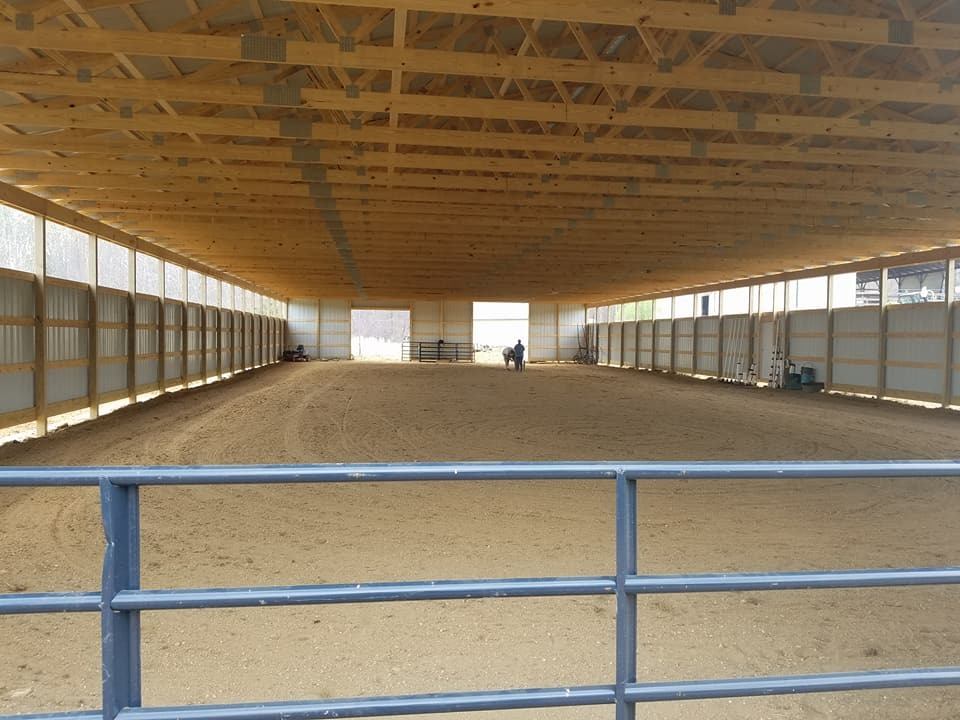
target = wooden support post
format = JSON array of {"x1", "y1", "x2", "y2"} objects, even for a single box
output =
[
  {"x1": 215, "y1": 282, "x2": 223, "y2": 379},
  {"x1": 87, "y1": 232, "x2": 99, "y2": 419},
  {"x1": 717, "y1": 291, "x2": 725, "y2": 379},
  {"x1": 746, "y1": 286, "x2": 756, "y2": 382},
  {"x1": 825, "y1": 274, "x2": 835, "y2": 391},
  {"x1": 180, "y1": 266, "x2": 188, "y2": 387},
  {"x1": 33, "y1": 215, "x2": 47, "y2": 437},
  {"x1": 650, "y1": 315, "x2": 657, "y2": 371},
  {"x1": 669, "y1": 296, "x2": 676, "y2": 373},
  {"x1": 157, "y1": 264, "x2": 165, "y2": 392},
  {"x1": 199, "y1": 294, "x2": 207, "y2": 384},
  {"x1": 944, "y1": 259, "x2": 956, "y2": 407},
  {"x1": 691, "y1": 310, "x2": 699, "y2": 375},
  {"x1": 126, "y1": 247, "x2": 136, "y2": 403},
  {"x1": 877, "y1": 267, "x2": 889, "y2": 399}
]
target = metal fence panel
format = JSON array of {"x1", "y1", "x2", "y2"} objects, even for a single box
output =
[{"x1": 1, "y1": 460, "x2": 959, "y2": 720}]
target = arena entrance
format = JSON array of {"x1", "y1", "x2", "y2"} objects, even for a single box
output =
[
  {"x1": 350, "y1": 308, "x2": 410, "y2": 361},
  {"x1": 473, "y1": 302, "x2": 529, "y2": 365}
]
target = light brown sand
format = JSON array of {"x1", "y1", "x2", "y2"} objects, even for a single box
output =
[{"x1": 1, "y1": 362, "x2": 959, "y2": 719}]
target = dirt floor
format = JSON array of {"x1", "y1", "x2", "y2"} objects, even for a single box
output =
[{"x1": 1, "y1": 361, "x2": 959, "y2": 719}]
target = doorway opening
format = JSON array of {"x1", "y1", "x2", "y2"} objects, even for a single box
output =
[
  {"x1": 472, "y1": 302, "x2": 529, "y2": 365},
  {"x1": 351, "y1": 309, "x2": 410, "y2": 361}
]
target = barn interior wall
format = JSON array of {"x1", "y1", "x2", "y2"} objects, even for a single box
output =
[
  {"x1": 0, "y1": 193, "x2": 285, "y2": 438},
  {"x1": 588, "y1": 254, "x2": 959, "y2": 408}
]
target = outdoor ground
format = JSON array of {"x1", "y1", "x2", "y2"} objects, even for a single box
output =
[{"x1": 1, "y1": 362, "x2": 959, "y2": 719}]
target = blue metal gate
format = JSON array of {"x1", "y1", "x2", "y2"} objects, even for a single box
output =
[{"x1": 2, "y1": 461, "x2": 960, "y2": 720}]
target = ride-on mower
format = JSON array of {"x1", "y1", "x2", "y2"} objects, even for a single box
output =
[{"x1": 282, "y1": 344, "x2": 310, "y2": 362}]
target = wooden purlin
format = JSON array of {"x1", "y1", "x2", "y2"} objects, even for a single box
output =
[{"x1": 0, "y1": 1, "x2": 957, "y2": 300}]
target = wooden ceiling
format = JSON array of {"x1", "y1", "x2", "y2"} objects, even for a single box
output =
[{"x1": 0, "y1": 0, "x2": 958, "y2": 302}]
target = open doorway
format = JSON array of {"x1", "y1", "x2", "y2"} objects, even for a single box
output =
[
  {"x1": 473, "y1": 302, "x2": 529, "y2": 365},
  {"x1": 351, "y1": 309, "x2": 410, "y2": 361}
]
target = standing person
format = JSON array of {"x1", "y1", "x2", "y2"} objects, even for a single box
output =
[{"x1": 513, "y1": 339, "x2": 525, "y2": 372}]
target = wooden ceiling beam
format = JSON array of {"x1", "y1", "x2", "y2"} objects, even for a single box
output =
[{"x1": 294, "y1": 0, "x2": 960, "y2": 51}]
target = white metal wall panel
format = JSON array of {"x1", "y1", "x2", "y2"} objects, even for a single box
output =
[
  {"x1": 46, "y1": 282, "x2": 89, "y2": 408},
  {"x1": 622, "y1": 321, "x2": 638, "y2": 368},
  {"x1": 135, "y1": 295, "x2": 159, "y2": 388},
  {"x1": 0, "y1": 275, "x2": 35, "y2": 413},
  {"x1": 410, "y1": 301, "x2": 441, "y2": 343},
  {"x1": 219, "y1": 310, "x2": 232, "y2": 371},
  {"x1": 832, "y1": 307, "x2": 879, "y2": 392},
  {"x1": 695, "y1": 317, "x2": 719, "y2": 375},
  {"x1": 952, "y1": 308, "x2": 960, "y2": 405},
  {"x1": 243, "y1": 313, "x2": 257, "y2": 368},
  {"x1": 558, "y1": 304, "x2": 583, "y2": 361},
  {"x1": 47, "y1": 284, "x2": 88, "y2": 363},
  {"x1": 164, "y1": 302, "x2": 183, "y2": 381},
  {"x1": 885, "y1": 304, "x2": 946, "y2": 400},
  {"x1": 638, "y1": 320, "x2": 654, "y2": 368},
  {"x1": 787, "y1": 309, "x2": 828, "y2": 381},
  {"x1": 287, "y1": 298, "x2": 319, "y2": 357},
  {"x1": 319, "y1": 299, "x2": 351, "y2": 359},
  {"x1": 609, "y1": 322, "x2": 623, "y2": 366},
  {"x1": 528, "y1": 302, "x2": 558, "y2": 362},
  {"x1": 720, "y1": 315, "x2": 751, "y2": 380},
  {"x1": 97, "y1": 362, "x2": 127, "y2": 395},
  {"x1": 186, "y1": 305, "x2": 202, "y2": 376},
  {"x1": 204, "y1": 308, "x2": 218, "y2": 376},
  {"x1": 597, "y1": 322, "x2": 609, "y2": 365},
  {"x1": 674, "y1": 318, "x2": 695, "y2": 372},
  {"x1": 233, "y1": 311, "x2": 243, "y2": 368},
  {"x1": 97, "y1": 290, "x2": 128, "y2": 395},
  {"x1": 654, "y1": 319, "x2": 672, "y2": 370},
  {"x1": 442, "y1": 300, "x2": 472, "y2": 346},
  {"x1": 47, "y1": 365, "x2": 86, "y2": 405},
  {"x1": 757, "y1": 318, "x2": 775, "y2": 381}
]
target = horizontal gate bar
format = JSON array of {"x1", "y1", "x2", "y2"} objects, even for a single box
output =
[
  {"x1": 112, "y1": 577, "x2": 617, "y2": 610},
  {"x1": 0, "y1": 711, "x2": 104, "y2": 720},
  {"x1": 2, "y1": 460, "x2": 959, "y2": 487},
  {"x1": 115, "y1": 685, "x2": 617, "y2": 720},
  {"x1": 0, "y1": 591, "x2": 101, "y2": 614},
  {"x1": 626, "y1": 567, "x2": 960, "y2": 593},
  {"x1": 625, "y1": 666, "x2": 960, "y2": 702}
]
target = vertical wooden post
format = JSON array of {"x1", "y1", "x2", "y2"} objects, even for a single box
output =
[
  {"x1": 87, "y1": 233, "x2": 99, "y2": 419},
  {"x1": 180, "y1": 266, "x2": 188, "y2": 387},
  {"x1": 199, "y1": 274, "x2": 207, "y2": 384},
  {"x1": 877, "y1": 267, "x2": 889, "y2": 399},
  {"x1": 126, "y1": 247, "x2": 136, "y2": 403},
  {"x1": 746, "y1": 285, "x2": 756, "y2": 381},
  {"x1": 943, "y1": 259, "x2": 956, "y2": 407},
  {"x1": 215, "y1": 281, "x2": 223, "y2": 379},
  {"x1": 825, "y1": 274, "x2": 835, "y2": 391},
  {"x1": 691, "y1": 304, "x2": 699, "y2": 375},
  {"x1": 157, "y1": 262, "x2": 165, "y2": 392},
  {"x1": 33, "y1": 215, "x2": 47, "y2": 437},
  {"x1": 669, "y1": 295, "x2": 676, "y2": 373},
  {"x1": 717, "y1": 291, "x2": 725, "y2": 379}
]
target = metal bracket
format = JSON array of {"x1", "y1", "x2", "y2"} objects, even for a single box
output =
[
  {"x1": 291, "y1": 145, "x2": 322, "y2": 163},
  {"x1": 345, "y1": 84, "x2": 360, "y2": 99},
  {"x1": 279, "y1": 118, "x2": 312, "y2": 138},
  {"x1": 14, "y1": 13, "x2": 34, "y2": 31},
  {"x1": 655, "y1": 164, "x2": 670, "y2": 179},
  {"x1": 615, "y1": 99, "x2": 629, "y2": 113},
  {"x1": 350, "y1": 117, "x2": 362, "y2": 130},
  {"x1": 888, "y1": 19, "x2": 914, "y2": 45},
  {"x1": 718, "y1": 0, "x2": 737, "y2": 16},
  {"x1": 339, "y1": 37, "x2": 356, "y2": 52},
  {"x1": 583, "y1": 131, "x2": 596, "y2": 143},
  {"x1": 657, "y1": 58, "x2": 673, "y2": 73},
  {"x1": 799, "y1": 74, "x2": 822, "y2": 96},
  {"x1": 240, "y1": 35, "x2": 287, "y2": 63},
  {"x1": 736, "y1": 112, "x2": 756, "y2": 131},
  {"x1": 77, "y1": 68, "x2": 92, "y2": 83},
  {"x1": 301, "y1": 166, "x2": 327, "y2": 182},
  {"x1": 690, "y1": 141, "x2": 707, "y2": 158},
  {"x1": 263, "y1": 85, "x2": 301, "y2": 107}
]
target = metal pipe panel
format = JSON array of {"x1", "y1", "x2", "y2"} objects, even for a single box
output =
[
  {"x1": 112, "y1": 577, "x2": 616, "y2": 611},
  {"x1": 116, "y1": 685, "x2": 616, "y2": 720},
  {"x1": 626, "y1": 567, "x2": 960, "y2": 594},
  {"x1": 625, "y1": 667, "x2": 960, "y2": 702},
  {"x1": 0, "y1": 591, "x2": 100, "y2": 614},
  {"x1": 1, "y1": 459, "x2": 959, "y2": 488}
]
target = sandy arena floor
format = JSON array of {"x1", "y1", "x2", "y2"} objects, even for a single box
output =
[{"x1": 1, "y1": 361, "x2": 959, "y2": 719}]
